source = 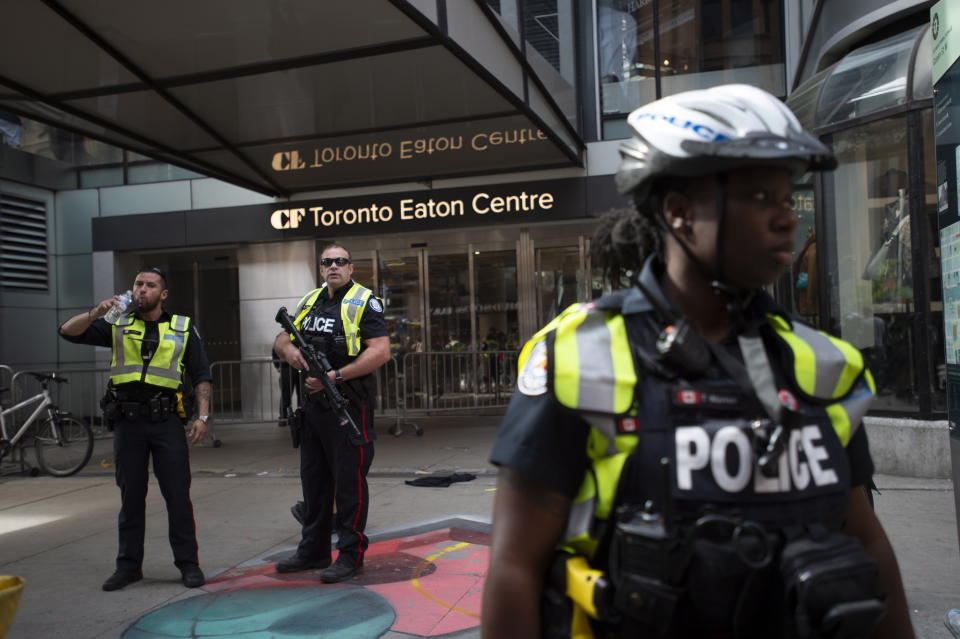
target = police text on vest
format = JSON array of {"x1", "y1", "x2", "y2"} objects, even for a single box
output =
[{"x1": 675, "y1": 424, "x2": 839, "y2": 493}]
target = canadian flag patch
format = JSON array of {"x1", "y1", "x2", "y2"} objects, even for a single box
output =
[
  {"x1": 676, "y1": 390, "x2": 702, "y2": 405},
  {"x1": 618, "y1": 417, "x2": 640, "y2": 433}
]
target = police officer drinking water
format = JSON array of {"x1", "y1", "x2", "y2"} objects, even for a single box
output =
[
  {"x1": 273, "y1": 243, "x2": 390, "y2": 583},
  {"x1": 482, "y1": 85, "x2": 914, "y2": 638},
  {"x1": 59, "y1": 267, "x2": 212, "y2": 592}
]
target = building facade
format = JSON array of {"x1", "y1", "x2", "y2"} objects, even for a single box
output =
[{"x1": 0, "y1": 0, "x2": 947, "y2": 474}]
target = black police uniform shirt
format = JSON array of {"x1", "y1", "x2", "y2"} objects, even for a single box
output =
[
  {"x1": 297, "y1": 279, "x2": 388, "y2": 390},
  {"x1": 60, "y1": 311, "x2": 212, "y2": 399},
  {"x1": 489, "y1": 267, "x2": 874, "y2": 503}
]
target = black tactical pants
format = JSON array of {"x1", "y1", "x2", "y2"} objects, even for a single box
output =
[
  {"x1": 112, "y1": 412, "x2": 198, "y2": 571},
  {"x1": 297, "y1": 397, "x2": 375, "y2": 568}
]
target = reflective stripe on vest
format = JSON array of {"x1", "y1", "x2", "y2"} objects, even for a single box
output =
[
  {"x1": 552, "y1": 306, "x2": 636, "y2": 415},
  {"x1": 292, "y1": 283, "x2": 373, "y2": 357},
  {"x1": 562, "y1": 418, "x2": 639, "y2": 558},
  {"x1": 768, "y1": 315, "x2": 864, "y2": 401},
  {"x1": 110, "y1": 314, "x2": 190, "y2": 390}
]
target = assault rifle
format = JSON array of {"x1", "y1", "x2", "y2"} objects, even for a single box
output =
[{"x1": 275, "y1": 306, "x2": 361, "y2": 440}]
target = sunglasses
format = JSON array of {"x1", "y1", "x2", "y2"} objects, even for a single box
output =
[{"x1": 320, "y1": 257, "x2": 351, "y2": 267}]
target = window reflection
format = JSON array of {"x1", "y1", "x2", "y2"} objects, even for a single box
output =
[
  {"x1": 377, "y1": 253, "x2": 423, "y2": 359},
  {"x1": 474, "y1": 249, "x2": 520, "y2": 352},
  {"x1": 816, "y1": 27, "x2": 919, "y2": 127},
  {"x1": 826, "y1": 116, "x2": 918, "y2": 411},
  {"x1": 598, "y1": 0, "x2": 785, "y2": 128},
  {"x1": 0, "y1": 111, "x2": 121, "y2": 165},
  {"x1": 784, "y1": 181, "x2": 819, "y2": 324},
  {"x1": 537, "y1": 246, "x2": 581, "y2": 325},
  {"x1": 428, "y1": 252, "x2": 470, "y2": 353}
]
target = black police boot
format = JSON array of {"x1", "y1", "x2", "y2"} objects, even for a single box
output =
[
  {"x1": 275, "y1": 553, "x2": 332, "y2": 573},
  {"x1": 102, "y1": 568, "x2": 143, "y2": 591},
  {"x1": 180, "y1": 564, "x2": 205, "y2": 588},
  {"x1": 291, "y1": 501, "x2": 305, "y2": 525},
  {"x1": 320, "y1": 555, "x2": 363, "y2": 583}
]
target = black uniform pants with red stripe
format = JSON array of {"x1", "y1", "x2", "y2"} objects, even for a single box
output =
[
  {"x1": 298, "y1": 398, "x2": 375, "y2": 567},
  {"x1": 112, "y1": 413, "x2": 199, "y2": 572}
]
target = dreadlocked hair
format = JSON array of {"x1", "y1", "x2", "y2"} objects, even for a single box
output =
[{"x1": 592, "y1": 178, "x2": 687, "y2": 289}]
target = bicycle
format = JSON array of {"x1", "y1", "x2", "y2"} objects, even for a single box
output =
[{"x1": 0, "y1": 372, "x2": 94, "y2": 477}]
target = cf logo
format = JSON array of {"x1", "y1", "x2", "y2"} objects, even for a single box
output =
[
  {"x1": 270, "y1": 208, "x2": 307, "y2": 229},
  {"x1": 933, "y1": 13, "x2": 940, "y2": 41},
  {"x1": 271, "y1": 151, "x2": 306, "y2": 171}
]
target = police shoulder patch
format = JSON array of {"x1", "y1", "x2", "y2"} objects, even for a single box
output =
[
  {"x1": 517, "y1": 339, "x2": 549, "y2": 396},
  {"x1": 368, "y1": 297, "x2": 383, "y2": 313}
]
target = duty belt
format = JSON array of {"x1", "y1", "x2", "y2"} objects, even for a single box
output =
[{"x1": 112, "y1": 395, "x2": 175, "y2": 422}]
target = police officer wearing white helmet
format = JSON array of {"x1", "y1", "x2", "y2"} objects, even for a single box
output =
[{"x1": 482, "y1": 85, "x2": 914, "y2": 638}]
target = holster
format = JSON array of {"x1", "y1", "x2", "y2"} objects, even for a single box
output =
[
  {"x1": 542, "y1": 552, "x2": 617, "y2": 639},
  {"x1": 288, "y1": 407, "x2": 303, "y2": 448},
  {"x1": 100, "y1": 389, "x2": 120, "y2": 431}
]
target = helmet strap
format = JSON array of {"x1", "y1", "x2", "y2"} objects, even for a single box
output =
[
  {"x1": 650, "y1": 192, "x2": 724, "y2": 299},
  {"x1": 710, "y1": 176, "x2": 754, "y2": 323},
  {"x1": 651, "y1": 180, "x2": 753, "y2": 325}
]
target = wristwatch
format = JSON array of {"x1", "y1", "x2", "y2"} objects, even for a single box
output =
[
  {"x1": 197, "y1": 415, "x2": 209, "y2": 423},
  {"x1": 334, "y1": 370, "x2": 343, "y2": 383}
]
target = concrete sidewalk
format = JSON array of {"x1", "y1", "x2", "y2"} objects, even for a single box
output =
[{"x1": 0, "y1": 415, "x2": 957, "y2": 638}]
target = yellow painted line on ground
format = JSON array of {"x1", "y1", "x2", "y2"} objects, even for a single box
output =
[{"x1": 410, "y1": 541, "x2": 480, "y2": 618}]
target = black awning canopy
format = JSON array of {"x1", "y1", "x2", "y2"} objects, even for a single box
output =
[{"x1": 0, "y1": 0, "x2": 582, "y2": 196}]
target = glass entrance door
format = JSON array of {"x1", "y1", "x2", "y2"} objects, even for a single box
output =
[{"x1": 377, "y1": 250, "x2": 425, "y2": 359}]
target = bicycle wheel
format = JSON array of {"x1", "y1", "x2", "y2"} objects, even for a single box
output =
[{"x1": 34, "y1": 415, "x2": 94, "y2": 477}]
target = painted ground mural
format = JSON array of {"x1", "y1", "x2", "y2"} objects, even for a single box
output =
[{"x1": 122, "y1": 521, "x2": 489, "y2": 638}]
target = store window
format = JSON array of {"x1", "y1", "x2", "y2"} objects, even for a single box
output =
[
  {"x1": 598, "y1": 0, "x2": 785, "y2": 137},
  {"x1": 824, "y1": 116, "x2": 917, "y2": 411}
]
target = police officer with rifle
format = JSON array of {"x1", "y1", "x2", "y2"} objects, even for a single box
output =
[
  {"x1": 482, "y1": 85, "x2": 914, "y2": 638},
  {"x1": 272, "y1": 243, "x2": 390, "y2": 583},
  {"x1": 275, "y1": 306, "x2": 361, "y2": 443}
]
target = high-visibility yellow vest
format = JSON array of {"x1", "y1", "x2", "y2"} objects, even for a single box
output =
[
  {"x1": 518, "y1": 301, "x2": 876, "y2": 559},
  {"x1": 109, "y1": 314, "x2": 191, "y2": 390},
  {"x1": 292, "y1": 282, "x2": 373, "y2": 357}
]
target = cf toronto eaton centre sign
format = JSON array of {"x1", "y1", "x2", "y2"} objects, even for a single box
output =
[
  {"x1": 270, "y1": 190, "x2": 556, "y2": 230},
  {"x1": 266, "y1": 178, "x2": 587, "y2": 237},
  {"x1": 270, "y1": 127, "x2": 549, "y2": 173},
  {"x1": 255, "y1": 119, "x2": 569, "y2": 189}
]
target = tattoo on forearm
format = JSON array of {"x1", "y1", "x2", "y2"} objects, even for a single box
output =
[{"x1": 195, "y1": 382, "x2": 212, "y2": 413}]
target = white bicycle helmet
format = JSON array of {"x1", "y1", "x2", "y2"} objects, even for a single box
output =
[{"x1": 615, "y1": 84, "x2": 835, "y2": 198}]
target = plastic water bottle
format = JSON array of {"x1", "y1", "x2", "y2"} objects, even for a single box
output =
[{"x1": 104, "y1": 290, "x2": 133, "y2": 324}]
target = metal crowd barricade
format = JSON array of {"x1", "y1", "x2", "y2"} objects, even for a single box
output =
[
  {"x1": 9, "y1": 366, "x2": 111, "y2": 436},
  {"x1": 400, "y1": 350, "x2": 518, "y2": 414},
  {"x1": 0, "y1": 365, "x2": 13, "y2": 404},
  {"x1": 209, "y1": 356, "x2": 421, "y2": 436},
  {"x1": 209, "y1": 358, "x2": 279, "y2": 426}
]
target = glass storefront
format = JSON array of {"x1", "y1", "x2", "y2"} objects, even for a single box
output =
[
  {"x1": 597, "y1": 0, "x2": 785, "y2": 138},
  {"x1": 787, "y1": 23, "x2": 942, "y2": 416},
  {"x1": 305, "y1": 223, "x2": 595, "y2": 408},
  {"x1": 824, "y1": 116, "x2": 918, "y2": 411}
]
